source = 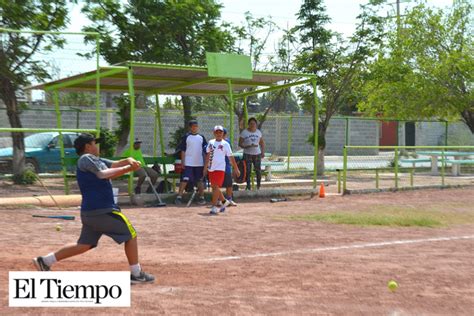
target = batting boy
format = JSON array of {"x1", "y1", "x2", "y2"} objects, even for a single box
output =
[
  {"x1": 204, "y1": 126, "x2": 240, "y2": 215},
  {"x1": 33, "y1": 133, "x2": 155, "y2": 284}
]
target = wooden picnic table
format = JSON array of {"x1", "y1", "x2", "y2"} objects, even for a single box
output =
[{"x1": 417, "y1": 151, "x2": 474, "y2": 176}]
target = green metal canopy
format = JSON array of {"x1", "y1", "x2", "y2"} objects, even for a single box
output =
[
  {"x1": 29, "y1": 58, "x2": 320, "y2": 193},
  {"x1": 30, "y1": 61, "x2": 315, "y2": 97}
]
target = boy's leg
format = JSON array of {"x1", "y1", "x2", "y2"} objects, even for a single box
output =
[
  {"x1": 33, "y1": 243, "x2": 92, "y2": 271},
  {"x1": 144, "y1": 166, "x2": 159, "y2": 185},
  {"x1": 124, "y1": 236, "x2": 138, "y2": 265},
  {"x1": 211, "y1": 185, "x2": 221, "y2": 205},
  {"x1": 55, "y1": 243, "x2": 93, "y2": 261}
]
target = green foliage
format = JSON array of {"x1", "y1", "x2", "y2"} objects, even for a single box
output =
[
  {"x1": 359, "y1": 1, "x2": 474, "y2": 133},
  {"x1": 292, "y1": 0, "x2": 386, "y2": 153},
  {"x1": 0, "y1": 0, "x2": 70, "y2": 176},
  {"x1": 168, "y1": 127, "x2": 187, "y2": 151},
  {"x1": 99, "y1": 128, "x2": 117, "y2": 157},
  {"x1": 12, "y1": 169, "x2": 37, "y2": 185},
  {"x1": 82, "y1": 0, "x2": 235, "y2": 128}
]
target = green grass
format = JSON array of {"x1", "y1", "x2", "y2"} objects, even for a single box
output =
[{"x1": 282, "y1": 206, "x2": 474, "y2": 228}]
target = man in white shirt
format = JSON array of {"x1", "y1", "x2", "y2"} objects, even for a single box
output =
[
  {"x1": 204, "y1": 125, "x2": 240, "y2": 215},
  {"x1": 238, "y1": 117, "x2": 265, "y2": 190},
  {"x1": 175, "y1": 120, "x2": 207, "y2": 205}
]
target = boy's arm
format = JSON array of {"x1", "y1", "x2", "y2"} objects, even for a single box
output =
[
  {"x1": 111, "y1": 157, "x2": 139, "y2": 168},
  {"x1": 229, "y1": 156, "x2": 240, "y2": 177},
  {"x1": 238, "y1": 137, "x2": 248, "y2": 149},
  {"x1": 203, "y1": 152, "x2": 210, "y2": 176}
]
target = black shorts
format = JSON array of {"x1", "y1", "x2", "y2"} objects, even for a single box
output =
[
  {"x1": 222, "y1": 172, "x2": 233, "y2": 188},
  {"x1": 78, "y1": 211, "x2": 136, "y2": 247}
]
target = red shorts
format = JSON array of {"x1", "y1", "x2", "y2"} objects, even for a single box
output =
[{"x1": 208, "y1": 170, "x2": 225, "y2": 187}]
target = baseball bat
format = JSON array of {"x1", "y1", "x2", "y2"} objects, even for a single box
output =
[{"x1": 32, "y1": 215, "x2": 75, "y2": 220}]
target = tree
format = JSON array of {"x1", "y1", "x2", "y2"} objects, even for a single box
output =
[
  {"x1": 0, "y1": 0, "x2": 69, "y2": 178},
  {"x1": 82, "y1": 0, "x2": 235, "y2": 148},
  {"x1": 292, "y1": 0, "x2": 385, "y2": 175},
  {"x1": 359, "y1": 1, "x2": 474, "y2": 133}
]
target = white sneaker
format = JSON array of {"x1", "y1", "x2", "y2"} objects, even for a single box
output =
[
  {"x1": 210, "y1": 206, "x2": 218, "y2": 215},
  {"x1": 229, "y1": 199, "x2": 238, "y2": 206},
  {"x1": 220, "y1": 200, "x2": 231, "y2": 213}
]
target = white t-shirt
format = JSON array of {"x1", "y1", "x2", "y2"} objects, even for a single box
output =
[
  {"x1": 239, "y1": 129, "x2": 262, "y2": 155},
  {"x1": 206, "y1": 139, "x2": 232, "y2": 172},
  {"x1": 178, "y1": 133, "x2": 207, "y2": 167}
]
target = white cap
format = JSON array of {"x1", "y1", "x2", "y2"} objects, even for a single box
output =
[{"x1": 213, "y1": 125, "x2": 224, "y2": 132}]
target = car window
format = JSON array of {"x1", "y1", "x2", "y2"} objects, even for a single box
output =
[
  {"x1": 50, "y1": 136, "x2": 60, "y2": 147},
  {"x1": 68, "y1": 134, "x2": 79, "y2": 148},
  {"x1": 63, "y1": 135, "x2": 73, "y2": 148},
  {"x1": 25, "y1": 134, "x2": 52, "y2": 148}
]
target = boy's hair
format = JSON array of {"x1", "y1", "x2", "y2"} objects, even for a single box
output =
[{"x1": 248, "y1": 117, "x2": 257, "y2": 125}]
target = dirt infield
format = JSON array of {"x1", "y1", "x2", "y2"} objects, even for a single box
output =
[{"x1": 1, "y1": 188, "x2": 473, "y2": 315}]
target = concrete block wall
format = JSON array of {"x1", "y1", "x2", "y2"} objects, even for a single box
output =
[{"x1": 6, "y1": 107, "x2": 471, "y2": 156}]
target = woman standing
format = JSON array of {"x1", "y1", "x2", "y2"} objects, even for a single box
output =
[{"x1": 238, "y1": 117, "x2": 265, "y2": 190}]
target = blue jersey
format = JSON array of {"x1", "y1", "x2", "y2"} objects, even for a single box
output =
[{"x1": 76, "y1": 154, "x2": 117, "y2": 213}]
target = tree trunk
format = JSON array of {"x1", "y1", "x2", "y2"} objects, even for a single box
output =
[
  {"x1": 0, "y1": 78, "x2": 25, "y2": 175},
  {"x1": 461, "y1": 109, "x2": 474, "y2": 134},
  {"x1": 317, "y1": 127, "x2": 327, "y2": 176},
  {"x1": 181, "y1": 96, "x2": 193, "y2": 126}
]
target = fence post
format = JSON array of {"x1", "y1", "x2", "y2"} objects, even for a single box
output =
[
  {"x1": 444, "y1": 121, "x2": 448, "y2": 146},
  {"x1": 441, "y1": 148, "x2": 445, "y2": 186},
  {"x1": 375, "y1": 169, "x2": 379, "y2": 189},
  {"x1": 337, "y1": 170, "x2": 341, "y2": 193},
  {"x1": 287, "y1": 115, "x2": 292, "y2": 172},
  {"x1": 394, "y1": 148, "x2": 399, "y2": 189},
  {"x1": 54, "y1": 90, "x2": 68, "y2": 195},
  {"x1": 343, "y1": 146, "x2": 347, "y2": 193},
  {"x1": 410, "y1": 169, "x2": 414, "y2": 187},
  {"x1": 345, "y1": 117, "x2": 349, "y2": 146}
]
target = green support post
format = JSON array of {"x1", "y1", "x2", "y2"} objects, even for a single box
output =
[
  {"x1": 75, "y1": 109, "x2": 80, "y2": 129},
  {"x1": 396, "y1": 121, "x2": 400, "y2": 146},
  {"x1": 95, "y1": 36, "x2": 101, "y2": 138},
  {"x1": 410, "y1": 169, "x2": 414, "y2": 187},
  {"x1": 375, "y1": 169, "x2": 379, "y2": 189},
  {"x1": 312, "y1": 80, "x2": 319, "y2": 189},
  {"x1": 444, "y1": 121, "x2": 448, "y2": 146},
  {"x1": 155, "y1": 94, "x2": 168, "y2": 192},
  {"x1": 54, "y1": 90, "x2": 68, "y2": 195},
  {"x1": 345, "y1": 117, "x2": 349, "y2": 146},
  {"x1": 287, "y1": 115, "x2": 293, "y2": 171},
  {"x1": 227, "y1": 80, "x2": 235, "y2": 145},
  {"x1": 127, "y1": 67, "x2": 137, "y2": 195},
  {"x1": 394, "y1": 148, "x2": 399, "y2": 189},
  {"x1": 343, "y1": 146, "x2": 347, "y2": 193},
  {"x1": 243, "y1": 96, "x2": 249, "y2": 129}
]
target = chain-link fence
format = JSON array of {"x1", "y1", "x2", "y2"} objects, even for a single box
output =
[
  {"x1": 340, "y1": 145, "x2": 474, "y2": 193},
  {"x1": 2, "y1": 104, "x2": 474, "y2": 198}
]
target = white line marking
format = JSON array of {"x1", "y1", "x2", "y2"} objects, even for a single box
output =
[{"x1": 197, "y1": 235, "x2": 474, "y2": 263}]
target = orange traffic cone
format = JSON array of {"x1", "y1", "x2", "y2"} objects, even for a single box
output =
[{"x1": 319, "y1": 183, "x2": 326, "y2": 198}]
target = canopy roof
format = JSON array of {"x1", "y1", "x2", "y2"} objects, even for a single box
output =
[{"x1": 29, "y1": 61, "x2": 315, "y2": 97}]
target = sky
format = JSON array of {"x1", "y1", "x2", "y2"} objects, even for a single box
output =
[{"x1": 30, "y1": 0, "x2": 455, "y2": 99}]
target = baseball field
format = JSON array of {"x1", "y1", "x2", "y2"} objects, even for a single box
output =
[{"x1": 1, "y1": 187, "x2": 473, "y2": 315}]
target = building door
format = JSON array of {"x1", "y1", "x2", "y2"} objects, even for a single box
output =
[
  {"x1": 405, "y1": 122, "x2": 416, "y2": 146},
  {"x1": 379, "y1": 121, "x2": 398, "y2": 146}
]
